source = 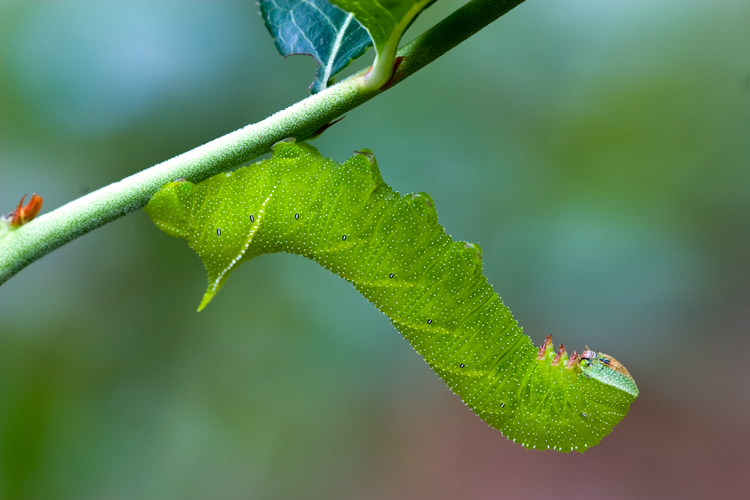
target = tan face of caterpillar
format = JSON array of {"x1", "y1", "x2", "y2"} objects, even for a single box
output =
[
  {"x1": 580, "y1": 348, "x2": 639, "y2": 398},
  {"x1": 596, "y1": 353, "x2": 634, "y2": 381}
]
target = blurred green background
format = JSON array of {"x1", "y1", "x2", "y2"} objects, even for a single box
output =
[{"x1": 1, "y1": 0, "x2": 749, "y2": 498}]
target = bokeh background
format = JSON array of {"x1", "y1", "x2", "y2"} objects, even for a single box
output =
[{"x1": 1, "y1": 1, "x2": 749, "y2": 498}]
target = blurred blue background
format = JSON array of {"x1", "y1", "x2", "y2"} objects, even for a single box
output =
[{"x1": 1, "y1": 1, "x2": 749, "y2": 498}]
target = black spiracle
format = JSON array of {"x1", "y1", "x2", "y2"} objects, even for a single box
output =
[{"x1": 250, "y1": 215, "x2": 255, "y2": 222}]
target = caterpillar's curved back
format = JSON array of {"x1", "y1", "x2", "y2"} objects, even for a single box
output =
[{"x1": 146, "y1": 140, "x2": 638, "y2": 452}]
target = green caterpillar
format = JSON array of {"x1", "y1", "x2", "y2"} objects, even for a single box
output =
[{"x1": 145, "y1": 140, "x2": 638, "y2": 452}]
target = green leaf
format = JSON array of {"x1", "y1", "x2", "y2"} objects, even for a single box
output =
[
  {"x1": 329, "y1": 0, "x2": 437, "y2": 89},
  {"x1": 260, "y1": 0, "x2": 374, "y2": 93},
  {"x1": 146, "y1": 140, "x2": 638, "y2": 452}
]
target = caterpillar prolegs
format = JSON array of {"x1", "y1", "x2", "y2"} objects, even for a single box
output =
[{"x1": 145, "y1": 140, "x2": 638, "y2": 452}]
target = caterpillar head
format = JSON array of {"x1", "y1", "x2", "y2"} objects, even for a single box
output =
[
  {"x1": 580, "y1": 346, "x2": 639, "y2": 398},
  {"x1": 536, "y1": 337, "x2": 639, "y2": 399}
]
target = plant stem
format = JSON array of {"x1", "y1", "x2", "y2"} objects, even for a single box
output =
[{"x1": 0, "y1": 0, "x2": 525, "y2": 285}]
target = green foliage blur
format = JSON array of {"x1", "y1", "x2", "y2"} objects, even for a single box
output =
[{"x1": 1, "y1": 1, "x2": 748, "y2": 498}]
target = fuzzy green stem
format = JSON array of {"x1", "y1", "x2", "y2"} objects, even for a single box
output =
[{"x1": 0, "y1": 0, "x2": 525, "y2": 285}]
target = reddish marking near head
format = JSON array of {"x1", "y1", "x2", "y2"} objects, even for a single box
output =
[
  {"x1": 565, "y1": 350, "x2": 580, "y2": 369},
  {"x1": 537, "y1": 334, "x2": 552, "y2": 360},
  {"x1": 552, "y1": 344, "x2": 566, "y2": 366}
]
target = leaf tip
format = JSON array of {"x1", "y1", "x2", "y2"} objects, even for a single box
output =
[{"x1": 197, "y1": 291, "x2": 215, "y2": 312}]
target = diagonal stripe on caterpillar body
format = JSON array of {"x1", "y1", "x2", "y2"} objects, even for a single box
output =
[{"x1": 145, "y1": 140, "x2": 638, "y2": 452}]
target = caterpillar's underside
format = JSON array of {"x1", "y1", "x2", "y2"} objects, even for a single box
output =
[{"x1": 145, "y1": 140, "x2": 638, "y2": 452}]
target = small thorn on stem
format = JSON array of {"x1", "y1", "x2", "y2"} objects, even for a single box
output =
[
  {"x1": 537, "y1": 334, "x2": 552, "y2": 360},
  {"x1": 309, "y1": 115, "x2": 346, "y2": 140},
  {"x1": 6, "y1": 193, "x2": 43, "y2": 228},
  {"x1": 552, "y1": 344, "x2": 566, "y2": 366}
]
